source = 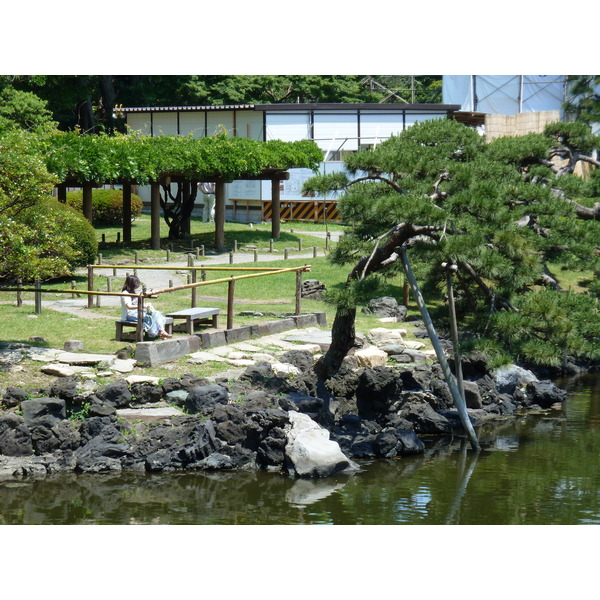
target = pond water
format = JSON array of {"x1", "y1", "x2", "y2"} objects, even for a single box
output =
[{"x1": 0, "y1": 374, "x2": 598, "y2": 526}]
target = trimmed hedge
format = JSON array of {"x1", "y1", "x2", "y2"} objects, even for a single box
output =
[{"x1": 65, "y1": 188, "x2": 143, "y2": 226}]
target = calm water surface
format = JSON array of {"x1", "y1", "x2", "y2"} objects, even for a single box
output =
[{"x1": 1, "y1": 374, "x2": 598, "y2": 525}]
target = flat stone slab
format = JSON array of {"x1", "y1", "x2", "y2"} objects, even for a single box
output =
[
  {"x1": 187, "y1": 351, "x2": 228, "y2": 364},
  {"x1": 283, "y1": 330, "x2": 332, "y2": 348},
  {"x1": 231, "y1": 343, "x2": 265, "y2": 353},
  {"x1": 55, "y1": 352, "x2": 114, "y2": 365},
  {"x1": 40, "y1": 363, "x2": 95, "y2": 377},
  {"x1": 116, "y1": 407, "x2": 185, "y2": 423}
]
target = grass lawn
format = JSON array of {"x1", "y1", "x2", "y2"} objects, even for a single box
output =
[
  {"x1": 3, "y1": 216, "x2": 593, "y2": 390},
  {"x1": 95, "y1": 215, "x2": 349, "y2": 262}
]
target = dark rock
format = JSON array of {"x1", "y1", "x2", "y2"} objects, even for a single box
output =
[
  {"x1": 525, "y1": 381, "x2": 567, "y2": 408},
  {"x1": 350, "y1": 435, "x2": 377, "y2": 458},
  {"x1": 176, "y1": 420, "x2": 221, "y2": 465},
  {"x1": 395, "y1": 429, "x2": 426, "y2": 454},
  {"x1": 356, "y1": 366, "x2": 401, "y2": 420},
  {"x1": 399, "y1": 399, "x2": 452, "y2": 434},
  {"x1": 399, "y1": 366, "x2": 431, "y2": 391},
  {"x1": 256, "y1": 427, "x2": 288, "y2": 468},
  {"x1": 241, "y1": 361, "x2": 274, "y2": 384},
  {"x1": 75, "y1": 420, "x2": 130, "y2": 473},
  {"x1": 130, "y1": 382, "x2": 164, "y2": 404},
  {"x1": 197, "y1": 453, "x2": 235, "y2": 470},
  {"x1": 95, "y1": 380, "x2": 131, "y2": 408},
  {"x1": 280, "y1": 392, "x2": 323, "y2": 416},
  {"x1": 361, "y1": 296, "x2": 407, "y2": 320},
  {"x1": 301, "y1": 279, "x2": 326, "y2": 300},
  {"x1": 2, "y1": 387, "x2": 30, "y2": 409},
  {"x1": 88, "y1": 397, "x2": 117, "y2": 417},
  {"x1": 50, "y1": 378, "x2": 80, "y2": 403},
  {"x1": 280, "y1": 350, "x2": 314, "y2": 371},
  {"x1": 21, "y1": 398, "x2": 66, "y2": 428},
  {"x1": 185, "y1": 385, "x2": 229, "y2": 414},
  {"x1": 0, "y1": 412, "x2": 33, "y2": 456},
  {"x1": 463, "y1": 381, "x2": 483, "y2": 409}
]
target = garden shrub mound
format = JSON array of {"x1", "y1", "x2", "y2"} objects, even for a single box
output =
[
  {"x1": 66, "y1": 188, "x2": 143, "y2": 226},
  {"x1": 0, "y1": 352, "x2": 569, "y2": 479}
]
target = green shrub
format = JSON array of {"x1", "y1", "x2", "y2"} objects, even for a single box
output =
[
  {"x1": 65, "y1": 188, "x2": 143, "y2": 226},
  {"x1": 0, "y1": 198, "x2": 97, "y2": 283}
]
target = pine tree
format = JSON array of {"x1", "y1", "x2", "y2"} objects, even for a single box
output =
[{"x1": 304, "y1": 119, "x2": 600, "y2": 376}]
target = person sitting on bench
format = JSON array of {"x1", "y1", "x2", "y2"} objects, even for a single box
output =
[{"x1": 121, "y1": 275, "x2": 172, "y2": 340}]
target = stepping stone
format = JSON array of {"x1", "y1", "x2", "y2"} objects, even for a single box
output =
[
  {"x1": 110, "y1": 359, "x2": 137, "y2": 373},
  {"x1": 55, "y1": 352, "x2": 113, "y2": 365},
  {"x1": 187, "y1": 351, "x2": 227, "y2": 364},
  {"x1": 231, "y1": 343, "x2": 264, "y2": 353},
  {"x1": 40, "y1": 363, "x2": 93, "y2": 377},
  {"x1": 227, "y1": 359, "x2": 255, "y2": 367}
]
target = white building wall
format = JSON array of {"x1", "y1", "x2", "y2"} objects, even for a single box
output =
[
  {"x1": 235, "y1": 111, "x2": 263, "y2": 140},
  {"x1": 179, "y1": 112, "x2": 205, "y2": 137},
  {"x1": 152, "y1": 113, "x2": 178, "y2": 136}
]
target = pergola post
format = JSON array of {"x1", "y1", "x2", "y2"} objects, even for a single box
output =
[
  {"x1": 214, "y1": 180, "x2": 226, "y2": 252},
  {"x1": 82, "y1": 183, "x2": 93, "y2": 223},
  {"x1": 56, "y1": 184, "x2": 67, "y2": 203},
  {"x1": 183, "y1": 180, "x2": 191, "y2": 237},
  {"x1": 271, "y1": 178, "x2": 281, "y2": 240},
  {"x1": 150, "y1": 182, "x2": 161, "y2": 250},
  {"x1": 122, "y1": 183, "x2": 132, "y2": 245}
]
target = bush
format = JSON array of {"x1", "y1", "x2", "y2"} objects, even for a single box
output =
[
  {"x1": 65, "y1": 188, "x2": 143, "y2": 226},
  {"x1": 0, "y1": 198, "x2": 98, "y2": 283}
]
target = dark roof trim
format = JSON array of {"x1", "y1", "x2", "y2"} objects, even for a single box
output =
[
  {"x1": 252, "y1": 103, "x2": 461, "y2": 112},
  {"x1": 119, "y1": 103, "x2": 461, "y2": 114},
  {"x1": 119, "y1": 104, "x2": 256, "y2": 113}
]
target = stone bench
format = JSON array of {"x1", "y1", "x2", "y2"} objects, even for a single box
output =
[
  {"x1": 165, "y1": 307, "x2": 220, "y2": 335},
  {"x1": 115, "y1": 317, "x2": 174, "y2": 342}
]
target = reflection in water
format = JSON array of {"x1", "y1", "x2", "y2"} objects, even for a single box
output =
[
  {"x1": 0, "y1": 375, "x2": 598, "y2": 525},
  {"x1": 285, "y1": 479, "x2": 348, "y2": 507}
]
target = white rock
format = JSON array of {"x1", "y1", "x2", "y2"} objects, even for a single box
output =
[
  {"x1": 40, "y1": 364, "x2": 90, "y2": 377},
  {"x1": 125, "y1": 375, "x2": 161, "y2": 385},
  {"x1": 251, "y1": 353, "x2": 278, "y2": 363},
  {"x1": 271, "y1": 362, "x2": 301, "y2": 376},
  {"x1": 367, "y1": 327, "x2": 407, "y2": 346},
  {"x1": 378, "y1": 317, "x2": 399, "y2": 323},
  {"x1": 227, "y1": 359, "x2": 255, "y2": 367},
  {"x1": 110, "y1": 358, "x2": 137, "y2": 373},
  {"x1": 227, "y1": 351, "x2": 249, "y2": 360},
  {"x1": 403, "y1": 340, "x2": 426, "y2": 350},
  {"x1": 354, "y1": 347, "x2": 388, "y2": 368},
  {"x1": 285, "y1": 411, "x2": 358, "y2": 478}
]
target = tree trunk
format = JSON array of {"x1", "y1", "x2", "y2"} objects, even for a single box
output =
[{"x1": 314, "y1": 223, "x2": 442, "y2": 379}]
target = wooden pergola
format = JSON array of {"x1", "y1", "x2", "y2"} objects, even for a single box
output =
[{"x1": 55, "y1": 168, "x2": 290, "y2": 251}]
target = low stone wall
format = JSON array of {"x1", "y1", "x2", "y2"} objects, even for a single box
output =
[{"x1": 134, "y1": 312, "x2": 327, "y2": 366}]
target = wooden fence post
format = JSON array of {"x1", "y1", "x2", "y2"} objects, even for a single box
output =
[
  {"x1": 34, "y1": 279, "x2": 42, "y2": 314},
  {"x1": 227, "y1": 279, "x2": 235, "y2": 330},
  {"x1": 295, "y1": 269, "x2": 302, "y2": 315},
  {"x1": 87, "y1": 265, "x2": 94, "y2": 309}
]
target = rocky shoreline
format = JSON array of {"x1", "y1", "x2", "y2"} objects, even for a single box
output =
[{"x1": 0, "y1": 340, "x2": 572, "y2": 480}]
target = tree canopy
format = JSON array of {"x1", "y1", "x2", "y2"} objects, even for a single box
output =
[
  {"x1": 5, "y1": 75, "x2": 443, "y2": 133},
  {"x1": 305, "y1": 118, "x2": 600, "y2": 373}
]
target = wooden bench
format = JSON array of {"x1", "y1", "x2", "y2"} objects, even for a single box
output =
[
  {"x1": 165, "y1": 307, "x2": 220, "y2": 335},
  {"x1": 115, "y1": 317, "x2": 174, "y2": 342}
]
